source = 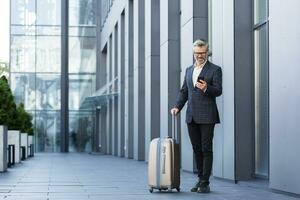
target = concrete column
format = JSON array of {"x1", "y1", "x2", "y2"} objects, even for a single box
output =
[
  {"x1": 133, "y1": 0, "x2": 145, "y2": 161},
  {"x1": 112, "y1": 25, "x2": 119, "y2": 156},
  {"x1": 211, "y1": 0, "x2": 235, "y2": 180},
  {"x1": 117, "y1": 12, "x2": 125, "y2": 157},
  {"x1": 0, "y1": 126, "x2": 7, "y2": 172},
  {"x1": 28, "y1": 135, "x2": 33, "y2": 156},
  {"x1": 160, "y1": 0, "x2": 180, "y2": 138},
  {"x1": 124, "y1": 0, "x2": 134, "y2": 159},
  {"x1": 21, "y1": 133, "x2": 28, "y2": 158},
  {"x1": 106, "y1": 35, "x2": 113, "y2": 155},
  {"x1": 8, "y1": 130, "x2": 21, "y2": 163},
  {"x1": 144, "y1": 0, "x2": 160, "y2": 161},
  {"x1": 99, "y1": 47, "x2": 108, "y2": 154},
  {"x1": 180, "y1": 0, "x2": 209, "y2": 172}
]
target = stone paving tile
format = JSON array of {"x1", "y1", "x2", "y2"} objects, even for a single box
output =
[{"x1": 0, "y1": 153, "x2": 299, "y2": 200}]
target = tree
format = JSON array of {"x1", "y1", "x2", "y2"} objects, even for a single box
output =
[
  {"x1": 0, "y1": 76, "x2": 19, "y2": 130},
  {"x1": 17, "y1": 103, "x2": 34, "y2": 135},
  {"x1": 0, "y1": 61, "x2": 9, "y2": 78}
]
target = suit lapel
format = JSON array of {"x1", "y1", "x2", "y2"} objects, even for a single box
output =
[{"x1": 187, "y1": 66, "x2": 194, "y2": 88}]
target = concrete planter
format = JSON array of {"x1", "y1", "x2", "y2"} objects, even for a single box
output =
[
  {"x1": 8, "y1": 130, "x2": 21, "y2": 163},
  {"x1": 21, "y1": 133, "x2": 28, "y2": 159},
  {"x1": 0, "y1": 125, "x2": 8, "y2": 172},
  {"x1": 28, "y1": 135, "x2": 34, "y2": 157}
]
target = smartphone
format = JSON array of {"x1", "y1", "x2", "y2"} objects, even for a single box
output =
[{"x1": 197, "y1": 76, "x2": 204, "y2": 82}]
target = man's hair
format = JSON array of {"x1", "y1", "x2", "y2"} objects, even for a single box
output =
[{"x1": 193, "y1": 39, "x2": 209, "y2": 50}]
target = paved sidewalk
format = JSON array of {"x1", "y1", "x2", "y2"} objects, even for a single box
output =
[{"x1": 0, "y1": 153, "x2": 298, "y2": 200}]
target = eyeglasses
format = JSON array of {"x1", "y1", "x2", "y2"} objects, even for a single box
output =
[{"x1": 194, "y1": 51, "x2": 208, "y2": 56}]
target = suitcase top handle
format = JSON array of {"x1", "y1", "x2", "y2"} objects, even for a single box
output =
[{"x1": 172, "y1": 115, "x2": 178, "y2": 142}]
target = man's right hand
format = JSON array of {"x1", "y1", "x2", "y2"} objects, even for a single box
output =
[{"x1": 170, "y1": 108, "x2": 179, "y2": 116}]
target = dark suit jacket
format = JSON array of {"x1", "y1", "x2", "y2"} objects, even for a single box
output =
[{"x1": 175, "y1": 61, "x2": 222, "y2": 124}]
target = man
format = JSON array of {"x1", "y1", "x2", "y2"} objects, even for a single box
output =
[{"x1": 170, "y1": 39, "x2": 222, "y2": 193}]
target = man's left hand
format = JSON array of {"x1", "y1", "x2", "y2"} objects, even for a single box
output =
[{"x1": 196, "y1": 80, "x2": 207, "y2": 92}]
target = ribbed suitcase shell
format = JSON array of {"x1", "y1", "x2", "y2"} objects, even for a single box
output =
[{"x1": 148, "y1": 137, "x2": 180, "y2": 192}]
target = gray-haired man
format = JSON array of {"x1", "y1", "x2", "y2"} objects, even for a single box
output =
[{"x1": 171, "y1": 39, "x2": 222, "y2": 193}]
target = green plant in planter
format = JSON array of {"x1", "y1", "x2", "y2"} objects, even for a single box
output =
[
  {"x1": 0, "y1": 76, "x2": 19, "y2": 130},
  {"x1": 17, "y1": 103, "x2": 34, "y2": 135}
]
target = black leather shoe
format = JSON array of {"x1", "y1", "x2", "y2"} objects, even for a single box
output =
[
  {"x1": 197, "y1": 182, "x2": 210, "y2": 193},
  {"x1": 190, "y1": 180, "x2": 201, "y2": 192}
]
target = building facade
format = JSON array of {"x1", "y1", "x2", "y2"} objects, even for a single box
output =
[
  {"x1": 10, "y1": 0, "x2": 97, "y2": 152},
  {"x1": 95, "y1": 0, "x2": 300, "y2": 196},
  {"x1": 9, "y1": 0, "x2": 300, "y2": 196}
]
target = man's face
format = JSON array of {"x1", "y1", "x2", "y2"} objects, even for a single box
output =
[{"x1": 193, "y1": 46, "x2": 208, "y2": 65}]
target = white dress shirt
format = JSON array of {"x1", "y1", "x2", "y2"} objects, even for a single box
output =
[{"x1": 192, "y1": 60, "x2": 207, "y2": 87}]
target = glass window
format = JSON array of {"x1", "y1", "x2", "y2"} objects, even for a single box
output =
[
  {"x1": 10, "y1": 73, "x2": 36, "y2": 110},
  {"x1": 10, "y1": 36, "x2": 36, "y2": 72},
  {"x1": 36, "y1": 0, "x2": 61, "y2": 25},
  {"x1": 69, "y1": 110, "x2": 94, "y2": 152},
  {"x1": 11, "y1": 0, "x2": 36, "y2": 25},
  {"x1": 69, "y1": 74, "x2": 96, "y2": 110},
  {"x1": 36, "y1": 25, "x2": 61, "y2": 36},
  {"x1": 36, "y1": 36, "x2": 61, "y2": 73},
  {"x1": 254, "y1": 0, "x2": 268, "y2": 24},
  {"x1": 69, "y1": 0, "x2": 97, "y2": 26},
  {"x1": 69, "y1": 37, "x2": 96, "y2": 73},
  {"x1": 254, "y1": 22, "x2": 269, "y2": 178},
  {"x1": 35, "y1": 73, "x2": 61, "y2": 110},
  {"x1": 35, "y1": 110, "x2": 61, "y2": 152},
  {"x1": 11, "y1": 25, "x2": 36, "y2": 35}
]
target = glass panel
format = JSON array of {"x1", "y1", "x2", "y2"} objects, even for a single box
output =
[
  {"x1": 254, "y1": 26, "x2": 269, "y2": 178},
  {"x1": 36, "y1": 36, "x2": 61, "y2": 73},
  {"x1": 69, "y1": 110, "x2": 94, "y2": 152},
  {"x1": 35, "y1": 110, "x2": 60, "y2": 152},
  {"x1": 69, "y1": 0, "x2": 97, "y2": 26},
  {"x1": 69, "y1": 74, "x2": 96, "y2": 110},
  {"x1": 11, "y1": 0, "x2": 36, "y2": 25},
  {"x1": 36, "y1": 25, "x2": 61, "y2": 36},
  {"x1": 36, "y1": 0, "x2": 61, "y2": 25},
  {"x1": 10, "y1": 73, "x2": 36, "y2": 110},
  {"x1": 69, "y1": 26, "x2": 96, "y2": 37},
  {"x1": 10, "y1": 36, "x2": 36, "y2": 72},
  {"x1": 35, "y1": 73, "x2": 61, "y2": 110},
  {"x1": 11, "y1": 25, "x2": 36, "y2": 35},
  {"x1": 69, "y1": 37, "x2": 96, "y2": 73},
  {"x1": 254, "y1": 0, "x2": 268, "y2": 24}
]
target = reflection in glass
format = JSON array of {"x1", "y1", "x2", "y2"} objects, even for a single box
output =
[
  {"x1": 69, "y1": 0, "x2": 97, "y2": 26},
  {"x1": 36, "y1": 0, "x2": 61, "y2": 25},
  {"x1": 36, "y1": 36, "x2": 61, "y2": 73},
  {"x1": 10, "y1": 36, "x2": 36, "y2": 72},
  {"x1": 11, "y1": 0, "x2": 36, "y2": 25},
  {"x1": 35, "y1": 110, "x2": 60, "y2": 152},
  {"x1": 69, "y1": 111, "x2": 94, "y2": 152},
  {"x1": 254, "y1": 26, "x2": 269, "y2": 178},
  {"x1": 69, "y1": 74, "x2": 95, "y2": 110},
  {"x1": 254, "y1": 0, "x2": 268, "y2": 24},
  {"x1": 36, "y1": 74, "x2": 61, "y2": 110},
  {"x1": 69, "y1": 37, "x2": 96, "y2": 73},
  {"x1": 10, "y1": 73, "x2": 36, "y2": 110}
]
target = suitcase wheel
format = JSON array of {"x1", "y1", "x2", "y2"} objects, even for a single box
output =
[
  {"x1": 149, "y1": 188, "x2": 153, "y2": 193},
  {"x1": 176, "y1": 187, "x2": 180, "y2": 192}
]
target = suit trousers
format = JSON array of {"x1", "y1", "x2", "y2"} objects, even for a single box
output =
[{"x1": 187, "y1": 120, "x2": 215, "y2": 183}]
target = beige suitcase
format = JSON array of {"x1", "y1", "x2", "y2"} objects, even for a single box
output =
[{"x1": 148, "y1": 116, "x2": 180, "y2": 193}]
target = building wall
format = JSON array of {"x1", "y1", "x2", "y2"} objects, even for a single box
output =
[
  {"x1": 211, "y1": 0, "x2": 235, "y2": 180},
  {"x1": 269, "y1": 0, "x2": 300, "y2": 194},
  {"x1": 98, "y1": 0, "x2": 300, "y2": 195}
]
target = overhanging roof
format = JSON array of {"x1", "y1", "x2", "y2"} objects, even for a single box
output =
[{"x1": 80, "y1": 77, "x2": 118, "y2": 109}]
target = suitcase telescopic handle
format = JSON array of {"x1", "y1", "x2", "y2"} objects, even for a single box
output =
[{"x1": 172, "y1": 114, "x2": 178, "y2": 141}]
